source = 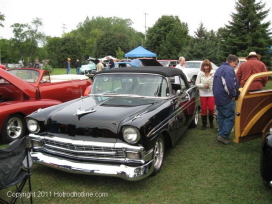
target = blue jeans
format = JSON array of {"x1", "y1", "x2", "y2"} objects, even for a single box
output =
[
  {"x1": 76, "y1": 68, "x2": 80, "y2": 75},
  {"x1": 216, "y1": 100, "x2": 236, "y2": 139},
  {"x1": 66, "y1": 67, "x2": 71, "y2": 74}
]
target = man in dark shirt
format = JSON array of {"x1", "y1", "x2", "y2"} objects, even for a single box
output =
[
  {"x1": 106, "y1": 56, "x2": 115, "y2": 69},
  {"x1": 75, "y1": 59, "x2": 81, "y2": 75},
  {"x1": 213, "y1": 54, "x2": 240, "y2": 145}
]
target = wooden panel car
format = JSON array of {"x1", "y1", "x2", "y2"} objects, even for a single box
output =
[{"x1": 234, "y1": 71, "x2": 272, "y2": 187}]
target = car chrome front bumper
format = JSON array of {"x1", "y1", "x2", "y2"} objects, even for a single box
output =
[{"x1": 31, "y1": 152, "x2": 154, "y2": 181}]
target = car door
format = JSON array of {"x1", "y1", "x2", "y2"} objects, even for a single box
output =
[
  {"x1": 172, "y1": 75, "x2": 192, "y2": 142},
  {"x1": 234, "y1": 71, "x2": 272, "y2": 143}
]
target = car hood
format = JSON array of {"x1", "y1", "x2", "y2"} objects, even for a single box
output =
[
  {"x1": 0, "y1": 68, "x2": 37, "y2": 98},
  {"x1": 44, "y1": 96, "x2": 163, "y2": 138},
  {"x1": 183, "y1": 68, "x2": 199, "y2": 74},
  {"x1": 80, "y1": 65, "x2": 96, "y2": 69}
]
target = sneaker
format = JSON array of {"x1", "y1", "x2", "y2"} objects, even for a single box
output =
[{"x1": 217, "y1": 135, "x2": 230, "y2": 145}]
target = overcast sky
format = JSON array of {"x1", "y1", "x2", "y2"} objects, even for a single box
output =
[{"x1": 1, "y1": 0, "x2": 272, "y2": 39}]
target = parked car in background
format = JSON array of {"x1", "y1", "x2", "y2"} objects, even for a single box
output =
[
  {"x1": 233, "y1": 71, "x2": 272, "y2": 188},
  {"x1": 27, "y1": 66, "x2": 199, "y2": 181},
  {"x1": 131, "y1": 58, "x2": 163, "y2": 67},
  {"x1": 184, "y1": 60, "x2": 218, "y2": 84},
  {"x1": 234, "y1": 57, "x2": 247, "y2": 73},
  {"x1": 0, "y1": 68, "x2": 91, "y2": 143},
  {"x1": 158, "y1": 60, "x2": 178, "y2": 67},
  {"x1": 119, "y1": 59, "x2": 132, "y2": 62},
  {"x1": 79, "y1": 61, "x2": 97, "y2": 75},
  {"x1": 114, "y1": 62, "x2": 138, "y2": 68}
]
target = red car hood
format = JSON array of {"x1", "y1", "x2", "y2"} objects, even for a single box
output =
[
  {"x1": 0, "y1": 65, "x2": 6, "y2": 70},
  {"x1": 0, "y1": 68, "x2": 37, "y2": 99}
]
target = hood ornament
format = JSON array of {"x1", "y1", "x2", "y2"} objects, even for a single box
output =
[{"x1": 74, "y1": 108, "x2": 96, "y2": 119}]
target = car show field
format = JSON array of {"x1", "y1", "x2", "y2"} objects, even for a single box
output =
[{"x1": 1, "y1": 67, "x2": 272, "y2": 203}]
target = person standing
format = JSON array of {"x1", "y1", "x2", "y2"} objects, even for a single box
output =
[
  {"x1": 106, "y1": 56, "x2": 115, "y2": 69},
  {"x1": 75, "y1": 59, "x2": 81, "y2": 75},
  {"x1": 96, "y1": 60, "x2": 104, "y2": 72},
  {"x1": 175, "y1": 56, "x2": 190, "y2": 83},
  {"x1": 195, "y1": 59, "x2": 215, "y2": 130},
  {"x1": 236, "y1": 51, "x2": 268, "y2": 91},
  {"x1": 33, "y1": 60, "x2": 40, "y2": 69},
  {"x1": 65, "y1": 58, "x2": 72, "y2": 74},
  {"x1": 213, "y1": 54, "x2": 240, "y2": 145}
]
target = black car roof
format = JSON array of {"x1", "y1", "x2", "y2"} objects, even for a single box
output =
[{"x1": 97, "y1": 66, "x2": 185, "y2": 78}]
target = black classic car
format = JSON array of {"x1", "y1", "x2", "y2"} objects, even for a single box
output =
[
  {"x1": 26, "y1": 66, "x2": 199, "y2": 181},
  {"x1": 233, "y1": 71, "x2": 272, "y2": 187}
]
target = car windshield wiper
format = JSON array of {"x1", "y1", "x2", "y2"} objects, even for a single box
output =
[
  {"x1": 90, "y1": 93, "x2": 167, "y2": 99},
  {"x1": 102, "y1": 91, "x2": 118, "y2": 95},
  {"x1": 92, "y1": 93, "x2": 145, "y2": 98}
]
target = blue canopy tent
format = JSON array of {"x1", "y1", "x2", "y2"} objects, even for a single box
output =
[{"x1": 125, "y1": 46, "x2": 157, "y2": 58}]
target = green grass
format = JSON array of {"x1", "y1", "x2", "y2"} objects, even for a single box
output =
[
  {"x1": 50, "y1": 68, "x2": 78, "y2": 75},
  {"x1": 1, "y1": 125, "x2": 271, "y2": 204}
]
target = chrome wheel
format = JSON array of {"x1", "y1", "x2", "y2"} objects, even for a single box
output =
[
  {"x1": 7, "y1": 116, "x2": 23, "y2": 138},
  {"x1": 152, "y1": 135, "x2": 165, "y2": 175},
  {"x1": 189, "y1": 108, "x2": 199, "y2": 128},
  {"x1": 2, "y1": 114, "x2": 26, "y2": 143}
]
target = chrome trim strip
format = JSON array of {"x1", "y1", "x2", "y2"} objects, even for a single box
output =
[
  {"x1": 147, "y1": 107, "x2": 183, "y2": 137},
  {"x1": 29, "y1": 134, "x2": 144, "y2": 151},
  {"x1": 44, "y1": 144, "x2": 118, "y2": 155},
  {"x1": 43, "y1": 148, "x2": 128, "y2": 162},
  {"x1": 31, "y1": 152, "x2": 154, "y2": 181}
]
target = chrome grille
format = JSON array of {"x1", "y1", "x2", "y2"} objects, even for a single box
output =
[{"x1": 42, "y1": 139, "x2": 126, "y2": 161}]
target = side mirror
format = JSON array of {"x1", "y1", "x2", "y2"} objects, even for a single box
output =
[{"x1": 176, "y1": 89, "x2": 182, "y2": 95}]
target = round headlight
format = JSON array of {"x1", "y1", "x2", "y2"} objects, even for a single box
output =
[
  {"x1": 122, "y1": 127, "x2": 140, "y2": 144},
  {"x1": 27, "y1": 119, "x2": 40, "y2": 133}
]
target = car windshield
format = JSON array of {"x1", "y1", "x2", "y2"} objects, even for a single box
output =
[
  {"x1": 92, "y1": 74, "x2": 169, "y2": 97},
  {"x1": 8, "y1": 69, "x2": 40, "y2": 83},
  {"x1": 158, "y1": 61, "x2": 168, "y2": 66},
  {"x1": 184, "y1": 62, "x2": 201, "y2": 68}
]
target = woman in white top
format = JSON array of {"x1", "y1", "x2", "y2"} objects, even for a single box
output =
[{"x1": 195, "y1": 59, "x2": 215, "y2": 130}]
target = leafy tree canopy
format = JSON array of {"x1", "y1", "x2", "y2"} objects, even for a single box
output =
[
  {"x1": 221, "y1": 0, "x2": 272, "y2": 65},
  {"x1": 145, "y1": 15, "x2": 190, "y2": 59}
]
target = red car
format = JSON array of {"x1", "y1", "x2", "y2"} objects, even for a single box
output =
[
  {"x1": 0, "y1": 64, "x2": 7, "y2": 70},
  {"x1": 0, "y1": 68, "x2": 91, "y2": 143}
]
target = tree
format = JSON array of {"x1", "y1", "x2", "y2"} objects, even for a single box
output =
[
  {"x1": 182, "y1": 23, "x2": 222, "y2": 64},
  {"x1": 46, "y1": 36, "x2": 82, "y2": 68},
  {"x1": 10, "y1": 18, "x2": 46, "y2": 65},
  {"x1": 0, "y1": 38, "x2": 17, "y2": 63},
  {"x1": 116, "y1": 47, "x2": 125, "y2": 59},
  {"x1": 145, "y1": 15, "x2": 190, "y2": 59},
  {"x1": 221, "y1": 0, "x2": 272, "y2": 65},
  {"x1": 0, "y1": 12, "x2": 5, "y2": 27},
  {"x1": 71, "y1": 16, "x2": 142, "y2": 59},
  {"x1": 25, "y1": 18, "x2": 46, "y2": 64},
  {"x1": 10, "y1": 23, "x2": 29, "y2": 64},
  {"x1": 45, "y1": 37, "x2": 62, "y2": 67},
  {"x1": 95, "y1": 31, "x2": 130, "y2": 57}
]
